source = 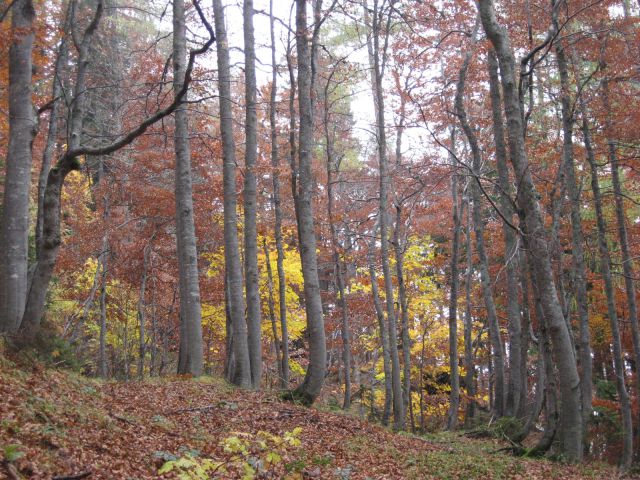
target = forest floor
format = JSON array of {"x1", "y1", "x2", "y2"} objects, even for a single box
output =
[{"x1": 0, "y1": 354, "x2": 628, "y2": 480}]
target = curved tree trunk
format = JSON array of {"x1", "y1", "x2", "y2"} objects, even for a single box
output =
[
  {"x1": 213, "y1": 0, "x2": 251, "y2": 388},
  {"x1": 477, "y1": 0, "x2": 582, "y2": 461},
  {"x1": 455, "y1": 32, "x2": 505, "y2": 417},
  {"x1": 487, "y1": 49, "x2": 521, "y2": 418}
]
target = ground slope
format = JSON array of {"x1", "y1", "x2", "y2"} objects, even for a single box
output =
[{"x1": 0, "y1": 356, "x2": 619, "y2": 479}]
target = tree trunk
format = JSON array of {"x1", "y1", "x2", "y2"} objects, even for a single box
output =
[
  {"x1": 455, "y1": 34, "x2": 505, "y2": 418},
  {"x1": 0, "y1": 0, "x2": 36, "y2": 333},
  {"x1": 173, "y1": 0, "x2": 203, "y2": 377},
  {"x1": 324, "y1": 70, "x2": 352, "y2": 410},
  {"x1": 487, "y1": 49, "x2": 522, "y2": 418},
  {"x1": 213, "y1": 0, "x2": 251, "y2": 388},
  {"x1": 291, "y1": 0, "x2": 327, "y2": 405},
  {"x1": 446, "y1": 127, "x2": 461, "y2": 431},
  {"x1": 368, "y1": 225, "x2": 392, "y2": 425},
  {"x1": 243, "y1": 0, "x2": 262, "y2": 389},
  {"x1": 585, "y1": 112, "x2": 633, "y2": 470},
  {"x1": 366, "y1": 0, "x2": 404, "y2": 430},
  {"x1": 137, "y1": 238, "x2": 152, "y2": 378},
  {"x1": 554, "y1": 41, "x2": 593, "y2": 440},
  {"x1": 463, "y1": 197, "x2": 476, "y2": 426},
  {"x1": 602, "y1": 78, "x2": 640, "y2": 458},
  {"x1": 98, "y1": 234, "x2": 109, "y2": 378},
  {"x1": 269, "y1": 0, "x2": 290, "y2": 389},
  {"x1": 477, "y1": 0, "x2": 582, "y2": 460},
  {"x1": 263, "y1": 239, "x2": 283, "y2": 383}
]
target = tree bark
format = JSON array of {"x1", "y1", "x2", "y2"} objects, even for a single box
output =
[
  {"x1": 263, "y1": 239, "x2": 282, "y2": 383},
  {"x1": 0, "y1": 0, "x2": 36, "y2": 333},
  {"x1": 487, "y1": 49, "x2": 522, "y2": 418},
  {"x1": 554, "y1": 41, "x2": 592, "y2": 439},
  {"x1": 291, "y1": 0, "x2": 327, "y2": 405},
  {"x1": 269, "y1": 0, "x2": 290, "y2": 389},
  {"x1": 243, "y1": 0, "x2": 262, "y2": 389},
  {"x1": 585, "y1": 111, "x2": 633, "y2": 470},
  {"x1": 446, "y1": 127, "x2": 461, "y2": 431},
  {"x1": 477, "y1": 0, "x2": 582, "y2": 460},
  {"x1": 213, "y1": 0, "x2": 251, "y2": 388},
  {"x1": 463, "y1": 197, "x2": 476, "y2": 426},
  {"x1": 455, "y1": 34, "x2": 505, "y2": 418},
  {"x1": 173, "y1": 0, "x2": 203, "y2": 377}
]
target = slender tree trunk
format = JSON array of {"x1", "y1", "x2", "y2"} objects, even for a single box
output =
[
  {"x1": 173, "y1": 0, "x2": 203, "y2": 376},
  {"x1": 602, "y1": 78, "x2": 640, "y2": 458},
  {"x1": 263, "y1": 239, "x2": 283, "y2": 383},
  {"x1": 367, "y1": 0, "x2": 404, "y2": 430},
  {"x1": 98, "y1": 234, "x2": 109, "y2": 378},
  {"x1": 368, "y1": 226, "x2": 392, "y2": 425},
  {"x1": 585, "y1": 113, "x2": 633, "y2": 470},
  {"x1": 446, "y1": 127, "x2": 461, "y2": 431},
  {"x1": 0, "y1": 0, "x2": 36, "y2": 333},
  {"x1": 554, "y1": 42, "x2": 593, "y2": 440},
  {"x1": 463, "y1": 198, "x2": 476, "y2": 426},
  {"x1": 243, "y1": 0, "x2": 262, "y2": 389},
  {"x1": 455, "y1": 33, "x2": 505, "y2": 417},
  {"x1": 269, "y1": 0, "x2": 290, "y2": 389},
  {"x1": 213, "y1": 0, "x2": 251, "y2": 388},
  {"x1": 487, "y1": 49, "x2": 522, "y2": 417},
  {"x1": 324, "y1": 73, "x2": 352, "y2": 410},
  {"x1": 137, "y1": 239, "x2": 152, "y2": 378},
  {"x1": 478, "y1": 0, "x2": 582, "y2": 460},
  {"x1": 291, "y1": 0, "x2": 327, "y2": 405}
]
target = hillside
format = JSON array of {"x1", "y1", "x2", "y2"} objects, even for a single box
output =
[{"x1": 0, "y1": 356, "x2": 621, "y2": 480}]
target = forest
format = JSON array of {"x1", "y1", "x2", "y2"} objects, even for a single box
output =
[{"x1": 0, "y1": 0, "x2": 639, "y2": 477}]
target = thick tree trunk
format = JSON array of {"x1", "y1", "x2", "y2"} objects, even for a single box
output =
[
  {"x1": 243, "y1": 0, "x2": 262, "y2": 389},
  {"x1": 585, "y1": 113, "x2": 633, "y2": 470},
  {"x1": 213, "y1": 0, "x2": 251, "y2": 388},
  {"x1": 487, "y1": 49, "x2": 522, "y2": 417},
  {"x1": 173, "y1": 0, "x2": 203, "y2": 376},
  {"x1": 455, "y1": 37, "x2": 505, "y2": 418},
  {"x1": 291, "y1": 0, "x2": 327, "y2": 405},
  {"x1": 269, "y1": 0, "x2": 290, "y2": 389},
  {"x1": 446, "y1": 127, "x2": 461, "y2": 431},
  {"x1": 0, "y1": 0, "x2": 36, "y2": 333},
  {"x1": 478, "y1": 0, "x2": 582, "y2": 460}
]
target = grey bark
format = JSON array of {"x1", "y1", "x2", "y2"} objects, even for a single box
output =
[
  {"x1": 602, "y1": 78, "x2": 640, "y2": 458},
  {"x1": 243, "y1": 0, "x2": 262, "y2": 389},
  {"x1": 487, "y1": 49, "x2": 522, "y2": 418},
  {"x1": 324, "y1": 79, "x2": 352, "y2": 409},
  {"x1": 0, "y1": 0, "x2": 36, "y2": 333},
  {"x1": 173, "y1": 0, "x2": 203, "y2": 377},
  {"x1": 446, "y1": 127, "x2": 461, "y2": 431},
  {"x1": 463, "y1": 198, "x2": 476, "y2": 426},
  {"x1": 269, "y1": 0, "x2": 289, "y2": 389},
  {"x1": 368, "y1": 224, "x2": 392, "y2": 425},
  {"x1": 291, "y1": 0, "x2": 327, "y2": 405},
  {"x1": 367, "y1": 0, "x2": 404, "y2": 430},
  {"x1": 455, "y1": 34, "x2": 505, "y2": 418},
  {"x1": 554, "y1": 41, "x2": 593, "y2": 436},
  {"x1": 98, "y1": 233, "x2": 109, "y2": 378},
  {"x1": 213, "y1": 0, "x2": 251, "y2": 388},
  {"x1": 263, "y1": 239, "x2": 282, "y2": 383},
  {"x1": 477, "y1": 0, "x2": 582, "y2": 460},
  {"x1": 138, "y1": 237, "x2": 152, "y2": 378},
  {"x1": 585, "y1": 112, "x2": 633, "y2": 470}
]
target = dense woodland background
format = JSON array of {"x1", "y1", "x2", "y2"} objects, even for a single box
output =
[{"x1": 1, "y1": 0, "x2": 640, "y2": 473}]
